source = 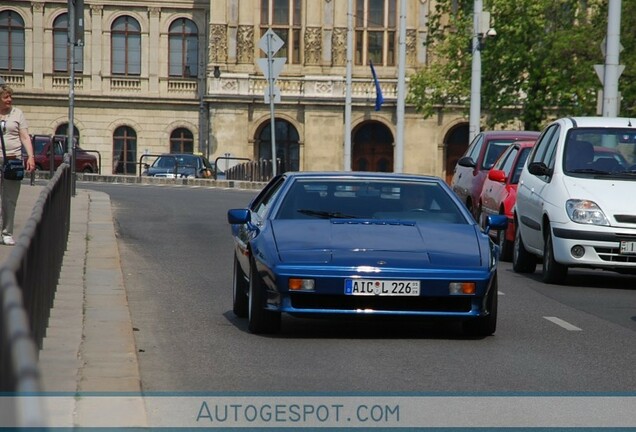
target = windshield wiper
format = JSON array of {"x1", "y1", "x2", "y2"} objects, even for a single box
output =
[{"x1": 297, "y1": 209, "x2": 359, "y2": 219}]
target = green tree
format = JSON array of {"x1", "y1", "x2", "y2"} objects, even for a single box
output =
[{"x1": 407, "y1": 0, "x2": 635, "y2": 131}]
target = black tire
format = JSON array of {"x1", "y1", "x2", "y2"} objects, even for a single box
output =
[
  {"x1": 463, "y1": 275, "x2": 498, "y2": 337},
  {"x1": 542, "y1": 227, "x2": 568, "y2": 284},
  {"x1": 248, "y1": 259, "x2": 281, "y2": 334},
  {"x1": 232, "y1": 255, "x2": 248, "y2": 317},
  {"x1": 513, "y1": 224, "x2": 537, "y2": 273},
  {"x1": 497, "y1": 223, "x2": 513, "y2": 262}
]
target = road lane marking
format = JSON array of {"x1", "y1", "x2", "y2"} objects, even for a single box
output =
[{"x1": 543, "y1": 316, "x2": 582, "y2": 331}]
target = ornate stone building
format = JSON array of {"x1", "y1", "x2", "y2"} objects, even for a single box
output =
[{"x1": 1, "y1": 0, "x2": 469, "y2": 180}]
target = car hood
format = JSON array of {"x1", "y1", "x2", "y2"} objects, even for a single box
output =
[
  {"x1": 272, "y1": 220, "x2": 482, "y2": 268},
  {"x1": 562, "y1": 176, "x2": 636, "y2": 221}
]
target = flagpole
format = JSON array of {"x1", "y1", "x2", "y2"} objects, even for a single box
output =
[
  {"x1": 344, "y1": 0, "x2": 353, "y2": 171},
  {"x1": 395, "y1": 0, "x2": 407, "y2": 173}
]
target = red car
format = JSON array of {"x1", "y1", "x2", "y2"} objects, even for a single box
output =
[
  {"x1": 450, "y1": 130, "x2": 540, "y2": 219},
  {"x1": 477, "y1": 140, "x2": 536, "y2": 261},
  {"x1": 30, "y1": 134, "x2": 99, "y2": 173}
]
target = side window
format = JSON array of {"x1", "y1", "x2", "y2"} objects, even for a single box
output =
[
  {"x1": 466, "y1": 135, "x2": 484, "y2": 161},
  {"x1": 251, "y1": 177, "x2": 286, "y2": 218},
  {"x1": 500, "y1": 147, "x2": 519, "y2": 177},
  {"x1": 535, "y1": 125, "x2": 560, "y2": 182},
  {"x1": 529, "y1": 125, "x2": 558, "y2": 164}
]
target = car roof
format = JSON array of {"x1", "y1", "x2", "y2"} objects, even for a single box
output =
[
  {"x1": 282, "y1": 171, "x2": 444, "y2": 183},
  {"x1": 480, "y1": 130, "x2": 540, "y2": 139},
  {"x1": 564, "y1": 117, "x2": 636, "y2": 128}
]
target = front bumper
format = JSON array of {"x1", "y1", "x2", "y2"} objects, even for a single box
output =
[{"x1": 552, "y1": 227, "x2": 636, "y2": 269}]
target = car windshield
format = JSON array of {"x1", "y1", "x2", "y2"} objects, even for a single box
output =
[
  {"x1": 276, "y1": 179, "x2": 467, "y2": 224},
  {"x1": 564, "y1": 128, "x2": 636, "y2": 177},
  {"x1": 152, "y1": 155, "x2": 198, "y2": 169}
]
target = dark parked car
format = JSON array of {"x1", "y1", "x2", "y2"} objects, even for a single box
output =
[
  {"x1": 30, "y1": 134, "x2": 98, "y2": 173},
  {"x1": 228, "y1": 171, "x2": 507, "y2": 336},
  {"x1": 450, "y1": 130, "x2": 539, "y2": 218},
  {"x1": 142, "y1": 153, "x2": 215, "y2": 179}
]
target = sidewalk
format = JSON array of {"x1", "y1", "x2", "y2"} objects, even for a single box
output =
[{"x1": 1, "y1": 182, "x2": 147, "y2": 427}]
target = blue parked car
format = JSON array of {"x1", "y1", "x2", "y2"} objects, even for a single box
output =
[{"x1": 228, "y1": 172, "x2": 507, "y2": 336}]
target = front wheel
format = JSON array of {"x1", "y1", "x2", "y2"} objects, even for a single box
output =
[
  {"x1": 232, "y1": 255, "x2": 248, "y2": 317},
  {"x1": 542, "y1": 227, "x2": 568, "y2": 284},
  {"x1": 497, "y1": 221, "x2": 513, "y2": 262},
  {"x1": 513, "y1": 225, "x2": 537, "y2": 273},
  {"x1": 463, "y1": 275, "x2": 498, "y2": 337},
  {"x1": 248, "y1": 259, "x2": 281, "y2": 334}
]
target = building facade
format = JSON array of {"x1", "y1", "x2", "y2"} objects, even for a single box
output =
[{"x1": 1, "y1": 0, "x2": 470, "y2": 181}]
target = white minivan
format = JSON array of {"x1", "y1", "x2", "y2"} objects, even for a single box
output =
[{"x1": 514, "y1": 117, "x2": 636, "y2": 284}]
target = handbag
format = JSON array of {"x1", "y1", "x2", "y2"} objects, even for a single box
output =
[{"x1": 0, "y1": 120, "x2": 25, "y2": 181}]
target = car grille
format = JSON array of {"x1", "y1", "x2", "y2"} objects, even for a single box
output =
[
  {"x1": 594, "y1": 247, "x2": 636, "y2": 263},
  {"x1": 289, "y1": 294, "x2": 472, "y2": 312},
  {"x1": 614, "y1": 215, "x2": 636, "y2": 224}
]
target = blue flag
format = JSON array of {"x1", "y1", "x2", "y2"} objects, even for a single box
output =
[{"x1": 369, "y1": 60, "x2": 384, "y2": 111}]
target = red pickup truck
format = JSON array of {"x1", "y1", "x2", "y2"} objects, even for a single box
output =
[{"x1": 30, "y1": 135, "x2": 99, "y2": 173}]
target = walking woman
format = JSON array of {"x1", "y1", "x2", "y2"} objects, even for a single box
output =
[{"x1": 0, "y1": 84, "x2": 36, "y2": 245}]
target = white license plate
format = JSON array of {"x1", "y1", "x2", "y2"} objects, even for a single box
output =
[
  {"x1": 619, "y1": 240, "x2": 636, "y2": 255},
  {"x1": 344, "y1": 279, "x2": 420, "y2": 296}
]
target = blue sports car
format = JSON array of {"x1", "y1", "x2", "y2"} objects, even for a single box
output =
[{"x1": 228, "y1": 172, "x2": 507, "y2": 336}]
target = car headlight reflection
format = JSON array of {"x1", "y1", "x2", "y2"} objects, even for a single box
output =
[{"x1": 566, "y1": 199, "x2": 610, "y2": 226}]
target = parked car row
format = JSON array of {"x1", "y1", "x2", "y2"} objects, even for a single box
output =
[{"x1": 450, "y1": 116, "x2": 636, "y2": 285}]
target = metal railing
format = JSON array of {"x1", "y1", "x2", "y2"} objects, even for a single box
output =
[
  {"x1": 213, "y1": 156, "x2": 251, "y2": 180},
  {"x1": 224, "y1": 158, "x2": 283, "y2": 182},
  {"x1": 0, "y1": 163, "x2": 71, "y2": 424}
]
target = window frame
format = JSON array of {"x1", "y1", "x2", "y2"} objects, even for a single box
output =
[
  {"x1": 168, "y1": 18, "x2": 199, "y2": 78},
  {"x1": 111, "y1": 15, "x2": 142, "y2": 76},
  {"x1": 260, "y1": 0, "x2": 302, "y2": 65},
  {"x1": 0, "y1": 10, "x2": 26, "y2": 71},
  {"x1": 354, "y1": 0, "x2": 397, "y2": 66}
]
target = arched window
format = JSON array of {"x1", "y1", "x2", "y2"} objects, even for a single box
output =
[
  {"x1": 260, "y1": 0, "x2": 301, "y2": 64},
  {"x1": 170, "y1": 128, "x2": 194, "y2": 153},
  {"x1": 0, "y1": 11, "x2": 25, "y2": 71},
  {"x1": 113, "y1": 126, "x2": 137, "y2": 175},
  {"x1": 355, "y1": 0, "x2": 397, "y2": 66},
  {"x1": 55, "y1": 123, "x2": 80, "y2": 145},
  {"x1": 257, "y1": 119, "x2": 299, "y2": 172},
  {"x1": 53, "y1": 14, "x2": 84, "y2": 73},
  {"x1": 169, "y1": 18, "x2": 198, "y2": 77},
  {"x1": 111, "y1": 16, "x2": 141, "y2": 76}
]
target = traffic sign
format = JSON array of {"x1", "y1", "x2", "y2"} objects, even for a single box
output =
[
  {"x1": 264, "y1": 85, "x2": 281, "y2": 104},
  {"x1": 259, "y1": 29, "x2": 284, "y2": 55},
  {"x1": 257, "y1": 57, "x2": 286, "y2": 81}
]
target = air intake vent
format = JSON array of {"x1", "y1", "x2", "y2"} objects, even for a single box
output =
[{"x1": 614, "y1": 215, "x2": 636, "y2": 224}]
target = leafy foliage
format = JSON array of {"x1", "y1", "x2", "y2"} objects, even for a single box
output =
[{"x1": 408, "y1": 0, "x2": 634, "y2": 131}]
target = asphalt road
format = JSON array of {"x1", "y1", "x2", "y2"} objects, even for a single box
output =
[{"x1": 82, "y1": 182, "x2": 636, "y2": 393}]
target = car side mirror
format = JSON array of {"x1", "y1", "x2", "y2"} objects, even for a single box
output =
[
  {"x1": 487, "y1": 169, "x2": 507, "y2": 183},
  {"x1": 143, "y1": 163, "x2": 150, "y2": 169},
  {"x1": 457, "y1": 156, "x2": 476, "y2": 168},
  {"x1": 228, "y1": 209, "x2": 250, "y2": 224},
  {"x1": 528, "y1": 162, "x2": 550, "y2": 176},
  {"x1": 484, "y1": 214, "x2": 507, "y2": 232}
]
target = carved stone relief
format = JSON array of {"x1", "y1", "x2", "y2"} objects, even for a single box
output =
[
  {"x1": 331, "y1": 27, "x2": 346, "y2": 66},
  {"x1": 406, "y1": 29, "x2": 417, "y2": 66},
  {"x1": 304, "y1": 27, "x2": 322, "y2": 65},
  {"x1": 209, "y1": 24, "x2": 228, "y2": 64},
  {"x1": 237, "y1": 25, "x2": 254, "y2": 64}
]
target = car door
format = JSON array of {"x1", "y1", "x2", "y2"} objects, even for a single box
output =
[
  {"x1": 480, "y1": 144, "x2": 518, "y2": 222},
  {"x1": 517, "y1": 124, "x2": 560, "y2": 253},
  {"x1": 451, "y1": 133, "x2": 484, "y2": 209}
]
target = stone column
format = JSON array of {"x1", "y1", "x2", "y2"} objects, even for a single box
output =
[
  {"x1": 90, "y1": 4, "x2": 103, "y2": 91},
  {"x1": 31, "y1": 2, "x2": 45, "y2": 89},
  {"x1": 148, "y1": 7, "x2": 160, "y2": 93}
]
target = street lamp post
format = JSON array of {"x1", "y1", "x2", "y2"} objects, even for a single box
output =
[{"x1": 468, "y1": 1, "x2": 495, "y2": 143}]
